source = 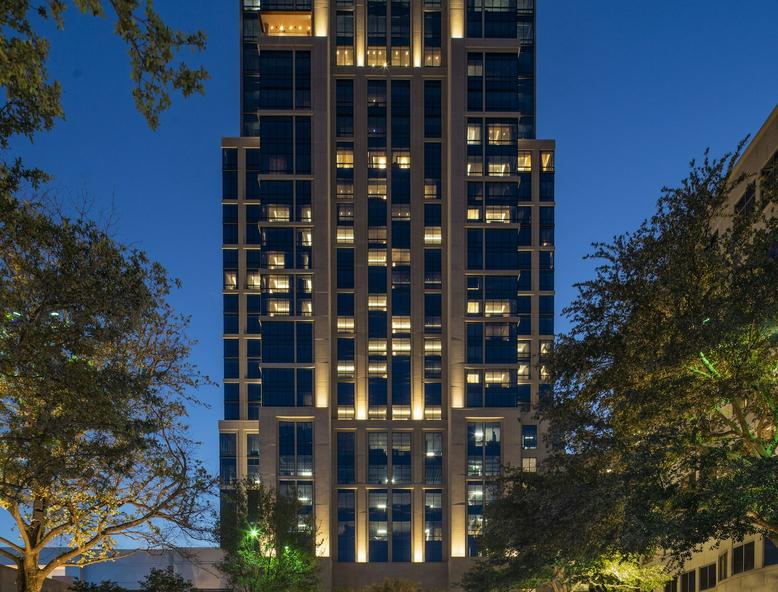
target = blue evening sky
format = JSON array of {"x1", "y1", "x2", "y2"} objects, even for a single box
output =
[{"x1": 7, "y1": 0, "x2": 778, "y2": 516}]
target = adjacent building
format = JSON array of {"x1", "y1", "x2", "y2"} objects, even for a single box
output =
[{"x1": 218, "y1": 0, "x2": 555, "y2": 587}]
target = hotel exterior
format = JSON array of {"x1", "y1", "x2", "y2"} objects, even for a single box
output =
[{"x1": 218, "y1": 0, "x2": 555, "y2": 587}]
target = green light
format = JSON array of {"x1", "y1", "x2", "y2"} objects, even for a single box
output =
[{"x1": 248, "y1": 527, "x2": 259, "y2": 539}]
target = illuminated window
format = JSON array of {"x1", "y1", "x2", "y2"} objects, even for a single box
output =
[
  {"x1": 337, "y1": 182, "x2": 354, "y2": 200},
  {"x1": 541, "y1": 151, "x2": 554, "y2": 172},
  {"x1": 424, "y1": 47, "x2": 441, "y2": 66},
  {"x1": 265, "y1": 275, "x2": 290, "y2": 292},
  {"x1": 247, "y1": 272, "x2": 261, "y2": 290},
  {"x1": 466, "y1": 371, "x2": 481, "y2": 384},
  {"x1": 368, "y1": 180, "x2": 388, "y2": 198},
  {"x1": 337, "y1": 316, "x2": 355, "y2": 333},
  {"x1": 267, "y1": 299, "x2": 290, "y2": 316},
  {"x1": 367, "y1": 47, "x2": 388, "y2": 67},
  {"x1": 425, "y1": 338, "x2": 442, "y2": 354},
  {"x1": 337, "y1": 227, "x2": 354, "y2": 244},
  {"x1": 392, "y1": 151, "x2": 411, "y2": 168},
  {"x1": 267, "y1": 252, "x2": 286, "y2": 269},
  {"x1": 224, "y1": 271, "x2": 238, "y2": 290},
  {"x1": 540, "y1": 365, "x2": 550, "y2": 381},
  {"x1": 369, "y1": 361, "x2": 388, "y2": 377},
  {"x1": 298, "y1": 300, "x2": 312, "y2": 316},
  {"x1": 267, "y1": 205, "x2": 290, "y2": 221},
  {"x1": 392, "y1": 249, "x2": 411, "y2": 265},
  {"x1": 484, "y1": 300, "x2": 511, "y2": 316},
  {"x1": 369, "y1": 339, "x2": 388, "y2": 354},
  {"x1": 392, "y1": 316, "x2": 411, "y2": 334},
  {"x1": 369, "y1": 295, "x2": 388, "y2": 311},
  {"x1": 517, "y1": 151, "x2": 532, "y2": 172},
  {"x1": 368, "y1": 249, "x2": 387, "y2": 265},
  {"x1": 337, "y1": 361, "x2": 355, "y2": 378},
  {"x1": 336, "y1": 47, "x2": 354, "y2": 66},
  {"x1": 467, "y1": 156, "x2": 483, "y2": 176},
  {"x1": 467, "y1": 301, "x2": 481, "y2": 315},
  {"x1": 484, "y1": 371, "x2": 510, "y2": 385},
  {"x1": 391, "y1": 47, "x2": 411, "y2": 67},
  {"x1": 298, "y1": 229, "x2": 312, "y2": 246},
  {"x1": 368, "y1": 151, "x2": 387, "y2": 169},
  {"x1": 517, "y1": 340, "x2": 531, "y2": 358},
  {"x1": 424, "y1": 227, "x2": 442, "y2": 245},
  {"x1": 521, "y1": 457, "x2": 537, "y2": 472},
  {"x1": 337, "y1": 149, "x2": 354, "y2": 169},
  {"x1": 517, "y1": 364, "x2": 529, "y2": 379},
  {"x1": 487, "y1": 123, "x2": 514, "y2": 145},
  {"x1": 485, "y1": 206, "x2": 511, "y2": 223},
  {"x1": 392, "y1": 338, "x2": 411, "y2": 354},
  {"x1": 424, "y1": 183, "x2": 438, "y2": 199},
  {"x1": 467, "y1": 123, "x2": 482, "y2": 145},
  {"x1": 467, "y1": 207, "x2": 482, "y2": 221},
  {"x1": 298, "y1": 206, "x2": 312, "y2": 222},
  {"x1": 392, "y1": 406, "x2": 411, "y2": 420},
  {"x1": 391, "y1": 205, "x2": 410, "y2": 219},
  {"x1": 487, "y1": 161, "x2": 511, "y2": 177}
]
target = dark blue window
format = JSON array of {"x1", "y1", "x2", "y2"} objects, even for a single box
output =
[
  {"x1": 224, "y1": 383, "x2": 239, "y2": 420},
  {"x1": 259, "y1": 117, "x2": 293, "y2": 173},
  {"x1": 262, "y1": 322, "x2": 295, "y2": 362},
  {"x1": 337, "y1": 249, "x2": 354, "y2": 289},
  {"x1": 392, "y1": 490, "x2": 412, "y2": 562},
  {"x1": 539, "y1": 251, "x2": 554, "y2": 290},
  {"x1": 337, "y1": 490, "x2": 356, "y2": 562},
  {"x1": 367, "y1": 432, "x2": 388, "y2": 483},
  {"x1": 337, "y1": 382, "x2": 355, "y2": 407},
  {"x1": 224, "y1": 294, "x2": 239, "y2": 334},
  {"x1": 391, "y1": 81, "x2": 410, "y2": 149},
  {"x1": 337, "y1": 432, "x2": 356, "y2": 484},
  {"x1": 425, "y1": 81, "x2": 442, "y2": 138},
  {"x1": 467, "y1": 323, "x2": 483, "y2": 364},
  {"x1": 336, "y1": 80, "x2": 354, "y2": 137},
  {"x1": 224, "y1": 339, "x2": 239, "y2": 379},
  {"x1": 223, "y1": 205, "x2": 238, "y2": 244},
  {"x1": 424, "y1": 382, "x2": 442, "y2": 407},
  {"x1": 297, "y1": 322, "x2": 313, "y2": 362},
  {"x1": 392, "y1": 357, "x2": 411, "y2": 406},
  {"x1": 392, "y1": 432, "x2": 412, "y2": 483},
  {"x1": 258, "y1": 51, "x2": 293, "y2": 109},
  {"x1": 539, "y1": 295, "x2": 554, "y2": 335},
  {"x1": 248, "y1": 384, "x2": 260, "y2": 419},
  {"x1": 262, "y1": 368, "x2": 295, "y2": 406}
]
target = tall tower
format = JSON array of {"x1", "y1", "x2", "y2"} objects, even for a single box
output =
[{"x1": 219, "y1": 0, "x2": 555, "y2": 587}]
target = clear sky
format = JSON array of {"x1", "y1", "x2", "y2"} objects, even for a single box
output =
[{"x1": 8, "y1": 0, "x2": 778, "y2": 509}]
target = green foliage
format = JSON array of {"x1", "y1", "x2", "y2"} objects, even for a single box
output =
[
  {"x1": 219, "y1": 481, "x2": 319, "y2": 592},
  {"x1": 69, "y1": 581, "x2": 127, "y2": 592},
  {"x1": 0, "y1": 195, "x2": 214, "y2": 592},
  {"x1": 137, "y1": 567, "x2": 194, "y2": 592},
  {"x1": 545, "y1": 143, "x2": 778, "y2": 559},
  {"x1": 0, "y1": 0, "x2": 207, "y2": 187},
  {"x1": 465, "y1": 143, "x2": 778, "y2": 590}
]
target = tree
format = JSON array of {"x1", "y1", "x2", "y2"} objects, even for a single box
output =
[
  {"x1": 462, "y1": 457, "x2": 670, "y2": 592},
  {"x1": 219, "y1": 481, "x2": 319, "y2": 592},
  {"x1": 465, "y1": 144, "x2": 778, "y2": 591},
  {"x1": 0, "y1": 196, "x2": 214, "y2": 592},
  {"x1": 545, "y1": 145, "x2": 778, "y2": 559},
  {"x1": 137, "y1": 568, "x2": 194, "y2": 592},
  {"x1": 1, "y1": 0, "x2": 208, "y2": 188}
]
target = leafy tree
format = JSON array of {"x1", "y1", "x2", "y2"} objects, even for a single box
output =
[
  {"x1": 1, "y1": 0, "x2": 208, "y2": 188},
  {"x1": 360, "y1": 579, "x2": 425, "y2": 592},
  {"x1": 465, "y1": 143, "x2": 778, "y2": 590},
  {"x1": 0, "y1": 197, "x2": 214, "y2": 592},
  {"x1": 462, "y1": 458, "x2": 669, "y2": 592},
  {"x1": 69, "y1": 581, "x2": 127, "y2": 592},
  {"x1": 545, "y1": 143, "x2": 778, "y2": 559},
  {"x1": 137, "y1": 567, "x2": 194, "y2": 592},
  {"x1": 219, "y1": 481, "x2": 319, "y2": 592}
]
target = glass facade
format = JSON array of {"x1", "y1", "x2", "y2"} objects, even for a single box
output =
[{"x1": 221, "y1": 0, "x2": 553, "y2": 580}]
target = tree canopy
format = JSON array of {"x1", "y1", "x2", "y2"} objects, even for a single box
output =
[
  {"x1": 464, "y1": 144, "x2": 778, "y2": 590},
  {"x1": 0, "y1": 197, "x2": 214, "y2": 592}
]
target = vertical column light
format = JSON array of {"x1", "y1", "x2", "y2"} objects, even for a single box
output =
[{"x1": 314, "y1": 0, "x2": 328, "y2": 36}]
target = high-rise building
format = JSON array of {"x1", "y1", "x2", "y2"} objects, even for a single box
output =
[{"x1": 219, "y1": 0, "x2": 555, "y2": 587}]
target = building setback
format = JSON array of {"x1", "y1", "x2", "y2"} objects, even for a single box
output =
[{"x1": 218, "y1": 0, "x2": 555, "y2": 587}]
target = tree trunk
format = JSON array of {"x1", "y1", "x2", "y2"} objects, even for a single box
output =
[{"x1": 16, "y1": 555, "x2": 44, "y2": 592}]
